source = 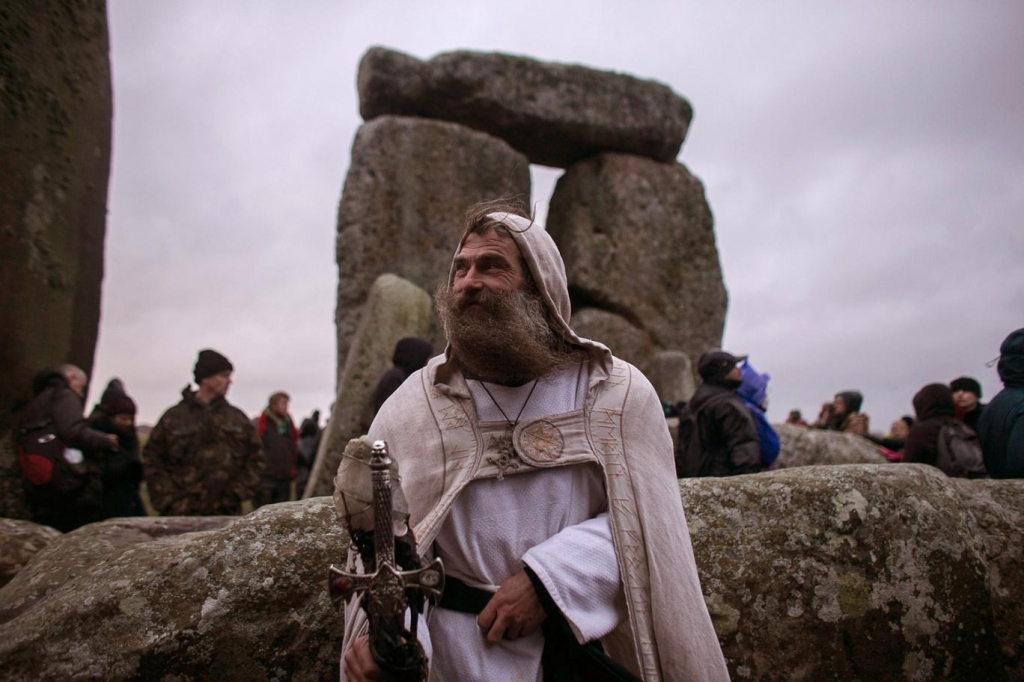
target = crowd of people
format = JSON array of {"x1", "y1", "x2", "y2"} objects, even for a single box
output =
[
  {"x1": 693, "y1": 326, "x2": 1023, "y2": 480},
  {"x1": 13, "y1": 350, "x2": 325, "y2": 532}
]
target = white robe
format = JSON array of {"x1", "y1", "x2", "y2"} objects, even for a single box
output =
[{"x1": 427, "y1": 365, "x2": 625, "y2": 681}]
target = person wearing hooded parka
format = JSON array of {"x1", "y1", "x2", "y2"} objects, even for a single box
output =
[{"x1": 978, "y1": 327, "x2": 1024, "y2": 477}]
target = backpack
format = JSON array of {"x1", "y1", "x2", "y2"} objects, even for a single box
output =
[
  {"x1": 675, "y1": 397, "x2": 726, "y2": 478},
  {"x1": 935, "y1": 421, "x2": 987, "y2": 478},
  {"x1": 16, "y1": 401, "x2": 91, "y2": 507}
]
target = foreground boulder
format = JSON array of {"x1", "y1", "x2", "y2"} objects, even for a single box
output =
[
  {"x1": 357, "y1": 47, "x2": 693, "y2": 168},
  {"x1": 683, "y1": 464, "x2": 1010, "y2": 681},
  {"x1": 0, "y1": 519, "x2": 61, "y2": 588},
  {"x1": 4, "y1": 468, "x2": 1021, "y2": 681},
  {"x1": 0, "y1": 508, "x2": 341, "y2": 681}
]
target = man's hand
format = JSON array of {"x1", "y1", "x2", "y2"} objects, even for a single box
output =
[
  {"x1": 106, "y1": 434, "x2": 119, "y2": 450},
  {"x1": 344, "y1": 635, "x2": 380, "y2": 682},
  {"x1": 477, "y1": 570, "x2": 547, "y2": 644}
]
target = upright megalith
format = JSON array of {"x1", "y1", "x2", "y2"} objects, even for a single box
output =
[
  {"x1": 308, "y1": 274, "x2": 433, "y2": 498},
  {"x1": 357, "y1": 47, "x2": 693, "y2": 168},
  {"x1": 546, "y1": 153, "x2": 727, "y2": 369},
  {"x1": 335, "y1": 115, "x2": 530, "y2": 387},
  {"x1": 0, "y1": 1, "x2": 113, "y2": 518}
]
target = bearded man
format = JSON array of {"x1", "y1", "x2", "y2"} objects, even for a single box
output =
[{"x1": 337, "y1": 203, "x2": 729, "y2": 682}]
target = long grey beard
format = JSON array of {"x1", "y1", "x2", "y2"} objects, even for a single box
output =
[{"x1": 435, "y1": 284, "x2": 580, "y2": 386}]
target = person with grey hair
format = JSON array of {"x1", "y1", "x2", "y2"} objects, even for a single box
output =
[
  {"x1": 337, "y1": 201, "x2": 728, "y2": 682},
  {"x1": 17, "y1": 364, "x2": 119, "y2": 531}
]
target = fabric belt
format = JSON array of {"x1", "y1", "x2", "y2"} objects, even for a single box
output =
[{"x1": 437, "y1": 575, "x2": 494, "y2": 614}]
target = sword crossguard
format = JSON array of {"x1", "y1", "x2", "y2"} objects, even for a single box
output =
[{"x1": 329, "y1": 557, "x2": 445, "y2": 609}]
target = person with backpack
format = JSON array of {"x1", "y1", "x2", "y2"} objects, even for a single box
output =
[
  {"x1": 904, "y1": 383, "x2": 986, "y2": 477},
  {"x1": 677, "y1": 349, "x2": 761, "y2": 477},
  {"x1": 737, "y1": 359, "x2": 780, "y2": 470},
  {"x1": 87, "y1": 379, "x2": 145, "y2": 520},
  {"x1": 16, "y1": 365, "x2": 119, "y2": 532},
  {"x1": 978, "y1": 327, "x2": 1024, "y2": 478}
]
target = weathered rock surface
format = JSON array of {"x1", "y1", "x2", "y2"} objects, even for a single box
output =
[
  {"x1": 570, "y1": 307, "x2": 658, "y2": 375},
  {"x1": 357, "y1": 47, "x2": 693, "y2": 168},
  {"x1": 306, "y1": 274, "x2": 432, "y2": 498},
  {"x1": 649, "y1": 350, "x2": 696, "y2": 405},
  {"x1": 0, "y1": 0, "x2": 113, "y2": 520},
  {"x1": 774, "y1": 423, "x2": 888, "y2": 468},
  {"x1": 4, "y1": 469, "x2": 1023, "y2": 681},
  {"x1": 0, "y1": 519, "x2": 61, "y2": 588},
  {"x1": 682, "y1": 464, "x2": 1010, "y2": 681},
  {"x1": 335, "y1": 115, "x2": 530, "y2": 382},
  {"x1": 547, "y1": 153, "x2": 727, "y2": 369},
  {"x1": 0, "y1": 506, "x2": 342, "y2": 681}
]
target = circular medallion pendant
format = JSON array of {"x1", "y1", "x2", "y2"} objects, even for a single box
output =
[{"x1": 518, "y1": 420, "x2": 564, "y2": 462}]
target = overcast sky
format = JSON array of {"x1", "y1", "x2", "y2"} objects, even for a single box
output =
[{"x1": 93, "y1": 1, "x2": 1024, "y2": 432}]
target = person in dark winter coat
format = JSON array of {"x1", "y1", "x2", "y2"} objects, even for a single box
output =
[
  {"x1": 950, "y1": 376, "x2": 986, "y2": 432},
  {"x1": 88, "y1": 379, "x2": 145, "y2": 519},
  {"x1": 904, "y1": 383, "x2": 959, "y2": 470},
  {"x1": 144, "y1": 349, "x2": 265, "y2": 516},
  {"x1": 370, "y1": 337, "x2": 435, "y2": 417},
  {"x1": 691, "y1": 349, "x2": 762, "y2": 476},
  {"x1": 255, "y1": 391, "x2": 298, "y2": 508},
  {"x1": 978, "y1": 328, "x2": 1024, "y2": 478},
  {"x1": 18, "y1": 365, "x2": 119, "y2": 532}
]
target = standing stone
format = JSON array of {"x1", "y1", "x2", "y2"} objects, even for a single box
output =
[
  {"x1": 547, "y1": 153, "x2": 727, "y2": 368},
  {"x1": 570, "y1": 307, "x2": 658, "y2": 375},
  {"x1": 307, "y1": 274, "x2": 433, "y2": 498},
  {"x1": 357, "y1": 47, "x2": 693, "y2": 168},
  {"x1": 649, "y1": 350, "x2": 696, "y2": 405},
  {"x1": 335, "y1": 115, "x2": 530, "y2": 387},
  {"x1": 0, "y1": 1, "x2": 113, "y2": 519}
]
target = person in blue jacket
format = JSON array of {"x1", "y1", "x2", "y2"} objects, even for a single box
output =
[{"x1": 737, "y1": 359, "x2": 781, "y2": 469}]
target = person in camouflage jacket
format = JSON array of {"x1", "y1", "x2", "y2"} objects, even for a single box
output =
[{"x1": 143, "y1": 350, "x2": 265, "y2": 515}]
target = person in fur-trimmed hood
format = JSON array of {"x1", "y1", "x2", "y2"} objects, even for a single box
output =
[{"x1": 336, "y1": 201, "x2": 729, "y2": 682}]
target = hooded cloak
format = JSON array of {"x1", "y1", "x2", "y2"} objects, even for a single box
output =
[{"x1": 336, "y1": 213, "x2": 728, "y2": 681}]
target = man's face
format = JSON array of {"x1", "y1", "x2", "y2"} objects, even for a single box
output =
[
  {"x1": 952, "y1": 390, "x2": 978, "y2": 412},
  {"x1": 201, "y1": 370, "x2": 232, "y2": 399},
  {"x1": 452, "y1": 231, "x2": 526, "y2": 299},
  {"x1": 724, "y1": 365, "x2": 741, "y2": 382},
  {"x1": 890, "y1": 420, "x2": 910, "y2": 440},
  {"x1": 832, "y1": 396, "x2": 848, "y2": 416},
  {"x1": 270, "y1": 397, "x2": 289, "y2": 418}
]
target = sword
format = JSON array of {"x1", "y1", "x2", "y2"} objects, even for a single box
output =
[{"x1": 329, "y1": 440, "x2": 444, "y2": 681}]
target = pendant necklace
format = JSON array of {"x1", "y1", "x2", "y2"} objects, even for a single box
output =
[{"x1": 479, "y1": 379, "x2": 539, "y2": 480}]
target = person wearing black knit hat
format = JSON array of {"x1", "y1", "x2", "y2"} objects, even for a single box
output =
[
  {"x1": 88, "y1": 378, "x2": 145, "y2": 519},
  {"x1": 950, "y1": 376, "x2": 986, "y2": 432},
  {"x1": 143, "y1": 349, "x2": 265, "y2": 516},
  {"x1": 978, "y1": 328, "x2": 1024, "y2": 478}
]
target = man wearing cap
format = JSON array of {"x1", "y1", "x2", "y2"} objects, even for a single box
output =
[
  {"x1": 950, "y1": 376, "x2": 986, "y2": 433},
  {"x1": 338, "y1": 202, "x2": 729, "y2": 682},
  {"x1": 690, "y1": 349, "x2": 762, "y2": 477},
  {"x1": 144, "y1": 349, "x2": 265, "y2": 516}
]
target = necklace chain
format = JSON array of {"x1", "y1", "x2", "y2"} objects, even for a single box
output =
[{"x1": 479, "y1": 379, "x2": 539, "y2": 429}]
